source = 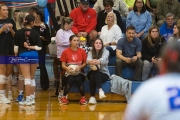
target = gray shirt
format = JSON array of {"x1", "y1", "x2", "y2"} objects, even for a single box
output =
[
  {"x1": 117, "y1": 37, "x2": 142, "y2": 57},
  {"x1": 87, "y1": 48, "x2": 110, "y2": 77}
]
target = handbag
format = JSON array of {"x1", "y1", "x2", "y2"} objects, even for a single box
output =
[{"x1": 66, "y1": 65, "x2": 80, "y2": 76}]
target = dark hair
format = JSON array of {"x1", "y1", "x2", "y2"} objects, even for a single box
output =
[
  {"x1": 133, "y1": 0, "x2": 146, "y2": 14},
  {"x1": 161, "y1": 41, "x2": 180, "y2": 73},
  {"x1": 29, "y1": 7, "x2": 38, "y2": 15},
  {"x1": 13, "y1": 10, "x2": 21, "y2": 14},
  {"x1": 126, "y1": 25, "x2": 135, "y2": 31},
  {"x1": 91, "y1": 38, "x2": 104, "y2": 59},
  {"x1": 37, "y1": 11, "x2": 45, "y2": 22},
  {"x1": 103, "y1": 0, "x2": 114, "y2": 7},
  {"x1": 69, "y1": 34, "x2": 77, "y2": 42},
  {"x1": 61, "y1": 17, "x2": 73, "y2": 30},
  {"x1": 23, "y1": 15, "x2": 35, "y2": 27}
]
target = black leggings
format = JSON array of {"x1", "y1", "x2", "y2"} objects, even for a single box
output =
[
  {"x1": 63, "y1": 74, "x2": 85, "y2": 96},
  {"x1": 87, "y1": 70, "x2": 109, "y2": 96}
]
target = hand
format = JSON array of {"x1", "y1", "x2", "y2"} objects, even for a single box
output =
[
  {"x1": 75, "y1": 66, "x2": 81, "y2": 72},
  {"x1": 90, "y1": 65, "x2": 97, "y2": 71},
  {"x1": 40, "y1": 36, "x2": 44, "y2": 40},
  {"x1": 81, "y1": 32, "x2": 88, "y2": 37},
  {"x1": 152, "y1": 56, "x2": 158, "y2": 64},
  {"x1": 132, "y1": 56, "x2": 138, "y2": 62},
  {"x1": 93, "y1": 59, "x2": 100, "y2": 65},
  {"x1": 7, "y1": 23, "x2": 13, "y2": 29},
  {"x1": 77, "y1": 32, "x2": 83, "y2": 37},
  {"x1": 2, "y1": 24, "x2": 8, "y2": 31},
  {"x1": 137, "y1": 32, "x2": 144, "y2": 38},
  {"x1": 67, "y1": 66, "x2": 74, "y2": 73},
  {"x1": 24, "y1": 42, "x2": 29, "y2": 48},
  {"x1": 125, "y1": 57, "x2": 131, "y2": 63},
  {"x1": 104, "y1": 43, "x2": 109, "y2": 47}
]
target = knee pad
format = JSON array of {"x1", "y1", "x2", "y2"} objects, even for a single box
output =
[
  {"x1": 24, "y1": 79, "x2": 31, "y2": 85},
  {"x1": 31, "y1": 79, "x2": 36, "y2": 87},
  {"x1": 6, "y1": 75, "x2": 12, "y2": 84},
  {"x1": 13, "y1": 65, "x2": 18, "y2": 72},
  {"x1": 0, "y1": 75, "x2": 6, "y2": 84},
  {"x1": 18, "y1": 74, "x2": 24, "y2": 80}
]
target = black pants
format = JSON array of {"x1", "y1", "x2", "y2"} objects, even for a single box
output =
[
  {"x1": 63, "y1": 74, "x2": 85, "y2": 96},
  {"x1": 38, "y1": 46, "x2": 49, "y2": 90},
  {"x1": 87, "y1": 70, "x2": 109, "y2": 96}
]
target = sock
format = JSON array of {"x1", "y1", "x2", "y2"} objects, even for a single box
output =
[
  {"x1": 8, "y1": 91, "x2": 12, "y2": 94},
  {"x1": 26, "y1": 96, "x2": 31, "y2": 101},
  {"x1": 30, "y1": 94, "x2": 35, "y2": 99},
  {"x1": 19, "y1": 90, "x2": 23, "y2": 95}
]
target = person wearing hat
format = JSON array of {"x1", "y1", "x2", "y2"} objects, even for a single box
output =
[{"x1": 70, "y1": 0, "x2": 97, "y2": 46}]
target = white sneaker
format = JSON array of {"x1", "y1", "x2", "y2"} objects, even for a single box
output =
[
  {"x1": 88, "y1": 97, "x2": 97, "y2": 104},
  {"x1": 99, "y1": 90, "x2": 106, "y2": 99},
  {"x1": 31, "y1": 98, "x2": 36, "y2": 105},
  {"x1": 8, "y1": 94, "x2": 13, "y2": 101},
  {"x1": 19, "y1": 100, "x2": 32, "y2": 106},
  {"x1": 0, "y1": 94, "x2": 11, "y2": 104}
]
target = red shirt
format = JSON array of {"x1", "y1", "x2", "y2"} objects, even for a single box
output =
[
  {"x1": 70, "y1": 7, "x2": 97, "y2": 34},
  {"x1": 60, "y1": 47, "x2": 87, "y2": 72}
]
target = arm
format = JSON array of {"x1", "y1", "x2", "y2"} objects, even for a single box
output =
[
  {"x1": 116, "y1": 49, "x2": 127, "y2": 61},
  {"x1": 40, "y1": 24, "x2": 51, "y2": 43},
  {"x1": 0, "y1": 24, "x2": 6, "y2": 34},
  {"x1": 86, "y1": 10, "x2": 97, "y2": 33},
  {"x1": 70, "y1": 10, "x2": 79, "y2": 34},
  {"x1": 143, "y1": 12, "x2": 152, "y2": 33},
  {"x1": 98, "y1": 49, "x2": 109, "y2": 65},
  {"x1": 156, "y1": 1, "x2": 165, "y2": 21},
  {"x1": 55, "y1": 29, "x2": 70, "y2": 47},
  {"x1": 114, "y1": 25, "x2": 123, "y2": 43},
  {"x1": 119, "y1": 0, "x2": 129, "y2": 17},
  {"x1": 93, "y1": 0, "x2": 101, "y2": 13},
  {"x1": 146, "y1": 0, "x2": 152, "y2": 10},
  {"x1": 126, "y1": 12, "x2": 132, "y2": 28}
]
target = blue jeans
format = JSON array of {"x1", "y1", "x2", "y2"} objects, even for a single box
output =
[{"x1": 106, "y1": 46, "x2": 116, "y2": 57}]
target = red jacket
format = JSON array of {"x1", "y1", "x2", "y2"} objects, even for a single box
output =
[{"x1": 70, "y1": 7, "x2": 97, "y2": 34}]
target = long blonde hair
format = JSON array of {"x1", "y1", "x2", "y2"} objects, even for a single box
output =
[{"x1": 16, "y1": 12, "x2": 26, "y2": 30}]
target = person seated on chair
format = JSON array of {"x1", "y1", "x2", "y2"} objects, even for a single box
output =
[
  {"x1": 159, "y1": 13, "x2": 175, "y2": 42},
  {"x1": 96, "y1": 0, "x2": 123, "y2": 35},
  {"x1": 142, "y1": 25, "x2": 166, "y2": 81},
  {"x1": 126, "y1": 0, "x2": 152, "y2": 40},
  {"x1": 87, "y1": 38, "x2": 110, "y2": 104},
  {"x1": 70, "y1": 0, "x2": 98, "y2": 46},
  {"x1": 115, "y1": 26, "x2": 143, "y2": 80},
  {"x1": 124, "y1": 0, "x2": 146, "y2": 11},
  {"x1": 156, "y1": 0, "x2": 180, "y2": 27},
  {"x1": 168, "y1": 23, "x2": 180, "y2": 42},
  {"x1": 100, "y1": 12, "x2": 123, "y2": 57},
  {"x1": 59, "y1": 35, "x2": 87, "y2": 105}
]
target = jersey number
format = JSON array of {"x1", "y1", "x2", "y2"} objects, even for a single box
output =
[{"x1": 167, "y1": 87, "x2": 180, "y2": 110}]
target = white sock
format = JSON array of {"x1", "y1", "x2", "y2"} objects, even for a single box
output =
[
  {"x1": 30, "y1": 94, "x2": 35, "y2": 99},
  {"x1": 26, "y1": 96, "x2": 31, "y2": 101},
  {"x1": 19, "y1": 90, "x2": 23, "y2": 95}
]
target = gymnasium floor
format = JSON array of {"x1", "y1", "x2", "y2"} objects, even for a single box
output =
[{"x1": 0, "y1": 58, "x2": 127, "y2": 120}]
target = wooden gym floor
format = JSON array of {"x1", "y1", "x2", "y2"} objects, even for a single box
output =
[{"x1": 0, "y1": 59, "x2": 127, "y2": 120}]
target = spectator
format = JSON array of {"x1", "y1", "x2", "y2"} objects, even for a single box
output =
[
  {"x1": 70, "y1": 0, "x2": 97, "y2": 46},
  {"x1": 13, "y1": 9, "x2": 21, "y2": 22},
  {"x1": 93, "y1": 0, "x2": 129, "y2": 33},
  {"x1": 87, "y1": 38, "x2": 110, "y2": 104},
  {"x1": 142, "y1": 25, "x2": 166, "y2": 80},
  {"x1": 115, "y1": 26, "x2": 143, "y2": 80},
  {"x1": 55, "y1": 17, "x2": 74, "y2": 98},
  {"x1": 96, "y1": 0, "x2": 123, "y2": 34},
  {"x1": 124, "y1": 0, "x2": 146, "y2": 11},
  {"x1": 100, "y1": 12, "x2": 123, "y2": 57},
  {"x1": 124, "y1": 41, "x2": 180, "y2": 120},
  {"x1": 156, "y1": 0, "x2": 180, "y2": 26},
  {"x1": 29, "y1": 7, "x2": 38, "y2": 16},
  {"x1": 168, "y1": 23, "x2": 180, "y2": 42},
  {"x1": 126, "y1": 0, "x2": 152, "y2": 40},
  {"x1": 160, "y1": 13, "x2": 175, "y2": 41},
  {"x1": 59, "y1": 35, "x2": 87, "y2": 105}
]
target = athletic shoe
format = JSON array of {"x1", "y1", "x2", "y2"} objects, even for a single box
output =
[
  {"x1": 19, "y1": 99, "x2": 32, "y2": 106},
  {"x1": 99, "y1": 90, "x2": 106, "y2": 99},
  {"x1": 79, "y1": 97, "x2": 87, "y2": 105},
  {"x1": 31, "y1": 98, "x2": 36, "y2": 105},
  {"x1": 59, "y1": 97, "x2": 69, "y2": 105},
  {"x1": 8, "y1": 93, "x2": 13, "y2": 101},
  {"x1": 88, "y1": 97, "x2": 97, "y2": 104},
  {"x1": 0, "y1": 94, "x2": 11, "y2": 104},
  {"x1": 16, "y1": 94, "x2": 24, "y2": 102}
]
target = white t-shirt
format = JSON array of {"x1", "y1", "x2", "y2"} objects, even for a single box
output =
[{"x1": 124, "y1": 73, "x2": 180, "y2": 120}]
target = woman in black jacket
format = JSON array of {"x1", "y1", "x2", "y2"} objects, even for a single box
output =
[{"x1": 142, "y1": 25, "x2": 166, "y2": 80}]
